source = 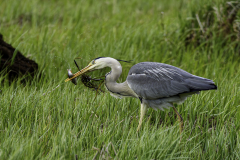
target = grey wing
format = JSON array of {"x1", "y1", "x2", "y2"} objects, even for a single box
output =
[{"x1": 126, "y1": 62, "x2": 217, "y2": 100}]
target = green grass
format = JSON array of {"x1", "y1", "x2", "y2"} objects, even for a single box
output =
[{"x1": 1, "y1": 0, "x2": 240, "y2": 159}]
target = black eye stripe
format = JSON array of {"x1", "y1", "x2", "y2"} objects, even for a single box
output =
[{"x1": 94, "y1": 57, "x2": 105, "y2": 60}]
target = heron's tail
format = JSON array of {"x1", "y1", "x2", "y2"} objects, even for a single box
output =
[{"x1": 185, "y1": 78, "x2": 217, "y2": 92}]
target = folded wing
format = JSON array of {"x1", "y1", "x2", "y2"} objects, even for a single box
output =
[{"x1": 127, "y1": 62, "x2": 217, "y2": 100}]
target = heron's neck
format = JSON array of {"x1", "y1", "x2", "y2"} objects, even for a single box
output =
[
  {"x1": 105, "y1": 59, "x2": 138, "y2": 98},
  {"x1": 106, "y1": 60, "x2": 122, "y2": 82}
]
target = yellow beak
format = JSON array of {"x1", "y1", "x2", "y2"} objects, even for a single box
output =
[{"x1": 65, "y1": 65, "x2": 93, "y2": 82}]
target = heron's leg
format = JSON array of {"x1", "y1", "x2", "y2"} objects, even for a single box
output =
[
  {"x1": 137, "y1": 103, "x2": 147, "y2": 132},
  {"x1": 172, "y1": 107, "x2": 183, "y2": 133}
]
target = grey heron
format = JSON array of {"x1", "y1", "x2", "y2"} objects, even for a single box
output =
[{"x1": 65, "y1": 57, "x2": 217, "y2": 132}]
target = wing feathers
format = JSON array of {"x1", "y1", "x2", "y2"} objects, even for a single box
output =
[{"x1": 127, "y1": 62, "x2": 217, "y2": 100}]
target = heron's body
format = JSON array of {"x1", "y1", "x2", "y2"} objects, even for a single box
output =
[
  {"x1": 65, "y1": 57, "x2": 217, "y2": 132},
  {"x1": 104, "y1": 61, "x2": 216, "y2": 110}
]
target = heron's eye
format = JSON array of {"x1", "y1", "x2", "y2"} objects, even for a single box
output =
[{"x1": 88, "y1": 60, "x2": 95, "y2": 65}]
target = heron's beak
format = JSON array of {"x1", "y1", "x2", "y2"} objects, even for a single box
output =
[{"x1": 65, "y1": 64, "x2": 94, "y2": 82}]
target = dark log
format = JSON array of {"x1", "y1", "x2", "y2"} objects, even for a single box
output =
[{"x1": 0, "y1": 34, "x2": 38, "y2": 83}]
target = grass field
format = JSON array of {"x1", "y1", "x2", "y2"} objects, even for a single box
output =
[{"x1": 1, "y1": 0, "x2": 240, "y2": 159}]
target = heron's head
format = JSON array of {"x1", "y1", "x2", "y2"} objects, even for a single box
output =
[
  {"x1": 65, "y1": 57, "x2": 112, "y2": 82},
  {"x1": 87, "y1": 57, "x2": 110, "y2": 70}
]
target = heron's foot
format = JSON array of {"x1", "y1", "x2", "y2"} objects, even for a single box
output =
[
  {"x1": 137, "y1": 103, "x2": 147, "y2": 132},
  {"x1": 137, "y1": 121, "x2": 142, "y2": 132},
  {"x1": 173, "y1": 107, "x2": 183, "y2": 134}
]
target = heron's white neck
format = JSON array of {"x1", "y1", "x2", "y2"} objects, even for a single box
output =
[
  {"x1": 103, "y1": 58, "x2": 138, "y2": 98},
  {"x1": 105, "y1": 58, "x2": 122, "y2": 82}
]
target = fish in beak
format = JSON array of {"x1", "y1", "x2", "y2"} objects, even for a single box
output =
[
  {"x1": 65, "y1": 64, "x2": 94, "y2": 82},
  {"x1": 67, "y1": 69, "x2": 77, "y2": 85}
]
